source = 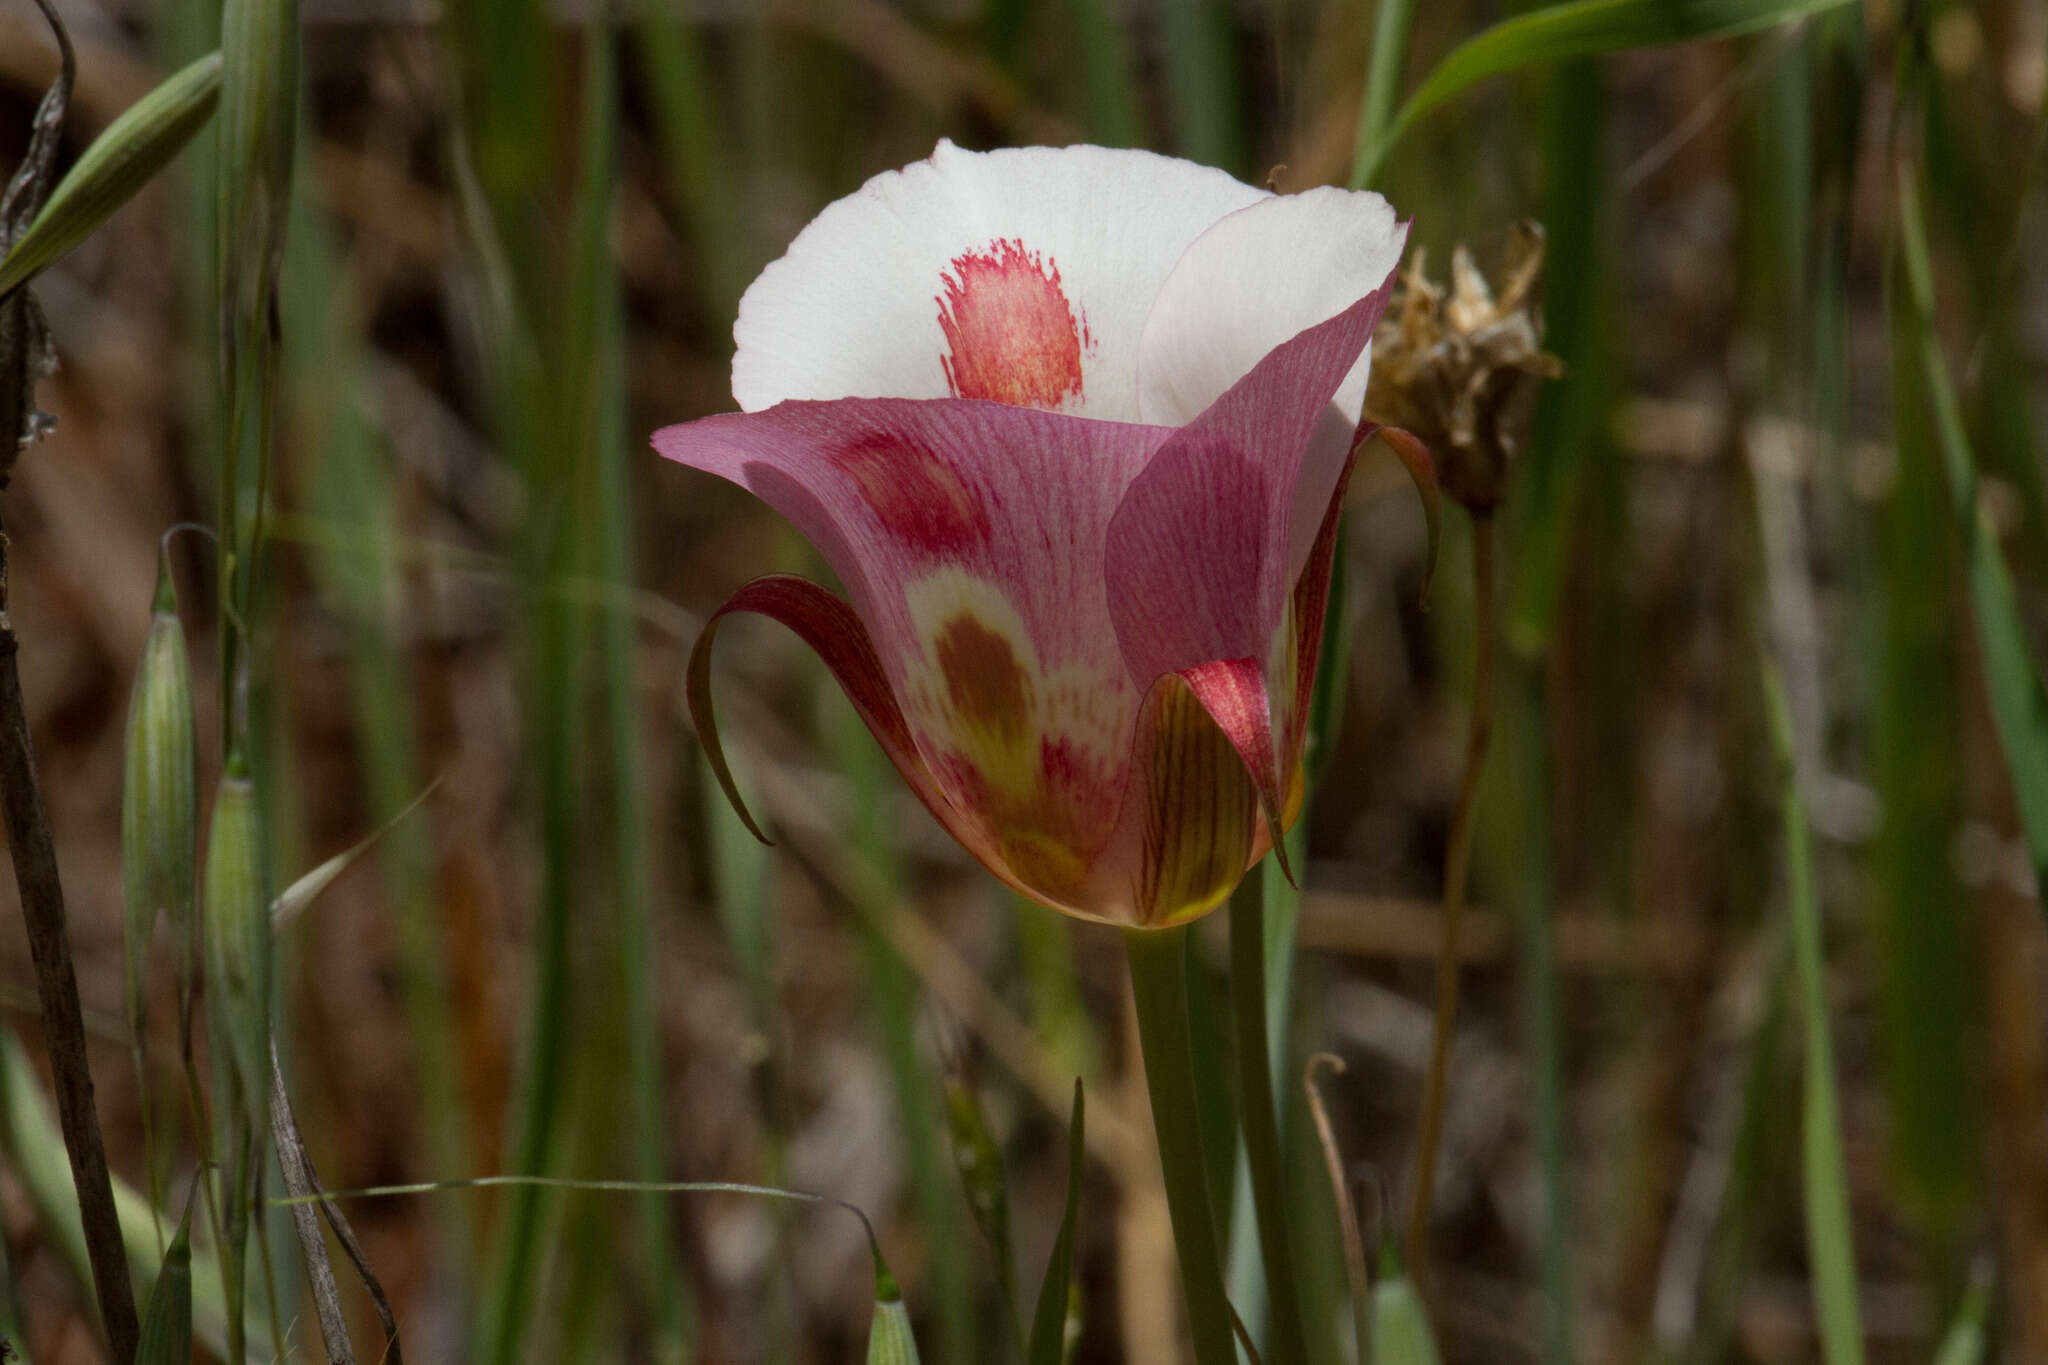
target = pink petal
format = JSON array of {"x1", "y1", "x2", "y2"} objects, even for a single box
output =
[
  {"x1": 1104, "y1": 269, "x2": 1397, "y2": 866},
  {"x1": 1282, "y1": 422, "x2": 1369, "y2": 767},
  {"x1": 1105, "y1": 279, "x2": 1398, "y2": 685},
  {"x1": 732, "y1": 140, "x2": 1265, "y2": 420},
  {"x1": 1138, "y1": 188, "x2": 1408, "y2": 580},
  {"x1": 690, "y1": 573, "x2": 1081, "y2": 909},
  {"x1": 658, "y1": 398, "x2": 1175, "y2": 914}
]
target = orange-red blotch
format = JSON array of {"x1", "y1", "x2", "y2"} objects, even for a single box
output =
[
  {"x1": 831, "y1": 431, "x2": 990, "y2": 554},
  {"x1": 937, "y1": 239, "x2": 1087, "y2": 409}
]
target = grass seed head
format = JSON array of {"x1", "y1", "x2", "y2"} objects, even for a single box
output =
[
  {"x1": 201, "y1": 746, "x2": 271, "y2": 1134},
  {"x1": 121, "y1": 551, "x2": 197, "y2": 1036}
]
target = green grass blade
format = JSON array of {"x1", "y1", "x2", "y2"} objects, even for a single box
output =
[
  {"x1": 1679, "y1": 941, "x2": 1794, "y2": 1365},
  {"x1": 0, "y1": 1027, "x2": 273, "y2": 1360},
  {"x1": 444, "y1": 0, "x2": 550, "y2": 216},
  {"x1": 1058, "y1": 0, "x2": 1144, "y2": 146},
  {"x1": 574, "y1": 20, "x2": 697, "y2": 1360},
  {"x1": 1158, "y1": 0, "x2": 1246, "y2": 173},
  {"x1": 1027, "y1": 1082, "x2": 1085, "y2": 1365},
  {"x1": 1871, "y1": 151, "x2": 1984, "y2": 1258},
  {"x1": 1895, "y1": 154, "x2": 2048, "y2": 902},
  {"x1": 1760, "y1": 660, "x2": 1866, "y2": 1365},
  {"x1": 1930, "y1": 1273, "x2": 1990, "y2": 1365},
  {"x1": 1122, "y1": 926, "x2": 1236, "y2": 1365},
  {"x1": 1181, "y1": 931, "x2": 1237, "y2": 1235},
  {"x1": 1500, "y1": 52, "x2": 1609, "y2": 648},
  {"x1": 1369, "y1": 1266, "x2": 1446, "y2": 1365},
  {"x1": 282, "y1": 133, "x2": 475, "y2": 1287},
  {"x1": 1354, "y1": 0, "x2": 1854, "y2": 185},
  {"x1": 134, "y1": 1203, "x2": 193, "y2": 1365},
  {"x1": 830, "y1": 703, "x2": 977, "y2": 1363},
  {"x1": 1226, "y1": 880, "x2": 1306, "y2": 1365},
  {"x1": 1015, "y1": 899, "x2": 1097, "y2": 1081},
  {"x1": 214, "y1": 0, "x2": 300, "y2": 716},
  {"x1": 633, "y1": 9, "x2": 752, "y2": 339},
  {"x1": 1491, "y1": 664, "x2": 1575, "y2": 1365},
  {"x1": 1223, "y1": 825, "x2": 1308, "y2": 1346},
  {"x1": 0, "y1": 50, "x2": 220, "y2": 301},
  {"x1": 1351, "y1": 0, "x2": 1416, "y2": 185}
]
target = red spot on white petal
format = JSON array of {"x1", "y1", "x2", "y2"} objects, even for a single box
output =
[
  {"x1": 937, "y1": 239, "x2": 1086, "y2": 409},
  {"x1": 830, "y1": 432, "x2": 990, "y2": 555}
]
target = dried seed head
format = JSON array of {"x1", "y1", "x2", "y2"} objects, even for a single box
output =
[
  {"x1": 1363, "y1": 221, "x2": 1565, "y2": 512},
  {"x1": 121, "y1": 551, "x2": 196, "y2": 1039},
  {"x1": 202, "y1": 746, "x2": 271, "y2": 1134}
]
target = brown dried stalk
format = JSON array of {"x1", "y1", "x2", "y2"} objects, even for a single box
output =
[{"x1": 0, "y1": 5, "x2": 141, "y2": 1358}]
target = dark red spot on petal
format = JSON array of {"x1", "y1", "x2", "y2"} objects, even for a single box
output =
[
  {"x1": 1040, "y1": 735, "x2": 1086, "y2": 789},
  {"x1": 937, "y1": 239, "x2": 1086, "y2": 409},
  {"x1": 830, "y1": 432, "x2": 990, "y2": 555},
  {"x1": 935, "y1": 613, "x2": 1033, "y2": 746}
]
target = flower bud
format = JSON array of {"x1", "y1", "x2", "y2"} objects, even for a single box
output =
[
  {"x1": 201, "y1": 746, "x2": 270, "y2": 1132},
  {"x1": 121, "y1": 552, "x2": 196, "y2": 1039}
]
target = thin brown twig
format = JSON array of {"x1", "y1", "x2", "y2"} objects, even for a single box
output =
[
  {"x1": 1406, "y1": 512, "x2": 1498, "y2": 1273},
  {"x1": 0, "y1": 4, "x2": 141, "y2": 1357},
  {"x1": 1305, "y1": 1054, "x2": 1371, "y2": 1360}
]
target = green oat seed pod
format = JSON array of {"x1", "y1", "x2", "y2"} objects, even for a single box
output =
[
  {"x1": 201, "y1": 745, "x2": 270, "y2": 1131},
  {"x1": 866, "y1": 1262, "x2": 921, "y2": 1365},
  {"x1": 1369, "y1": 1245, "x2": 1444, "y2": 1365},
  {"x1": 120, "y1": 551, "x2": 197, "y2": 1041},
  {"x1": 0, "y1": 51, "x2": 222, "y2": 302}
]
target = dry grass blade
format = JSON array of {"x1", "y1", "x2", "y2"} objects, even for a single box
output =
[
  {"x1": 270, "y1": 1045, "x2": 357, "y2": 1365},
  {"x1": 0, "y1": 6, "x2": 141, "y2": 1356},
  {"x1": 1304, "y1": 1054, "x2": 1371, "y2": 1360}
]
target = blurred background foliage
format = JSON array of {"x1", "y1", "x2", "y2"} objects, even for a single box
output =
[{"x1": 1, "y1": 0, "x2": 2047, "y2": 1362}]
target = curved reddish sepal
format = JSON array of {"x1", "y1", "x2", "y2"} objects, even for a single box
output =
[
  {"x1": 1376, "y1": 426, "x2": 1440, "y2": 606},
  {"x1": 688, "y1": 575, "x2": 990, "y2": 867}
]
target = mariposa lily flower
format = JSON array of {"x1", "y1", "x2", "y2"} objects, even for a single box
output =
[{"x1": 659, "y1": 140, "x2": 1405, "y2": 928}]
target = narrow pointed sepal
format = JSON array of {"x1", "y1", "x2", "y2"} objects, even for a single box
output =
[
  {"x1": 687, "y1": 574, "x2": 974, "y2": 865},
  {"x1": 1176, "y1": 658, "x2": 1295, "y2": 887},
  {"x1": 1376, "y1": 425, "x2": 1440, "y2": 607}
]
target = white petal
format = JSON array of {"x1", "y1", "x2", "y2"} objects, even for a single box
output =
[
  {"x1": 1136, "y1": 186, "x2": 1405, "y2": 430},
  {"x1": 1136, "y1": 186, "x2": 1405, "y2": 575},
  {"x1": 732, "y1": 140, "x2": 1266, "y2": 421}
]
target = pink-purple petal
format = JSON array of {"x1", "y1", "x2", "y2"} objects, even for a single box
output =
[{"x1": 1104, "y1": 277, "x2": 1398, "y2": 693}]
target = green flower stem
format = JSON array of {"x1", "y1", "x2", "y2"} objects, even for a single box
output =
[
  {"x1": 1123, "y1": 924, "x2": 1238, "y2": 1365},
  {"x1": 1228, "y1": 883, "x2": 1306, "y2": 1365}
]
